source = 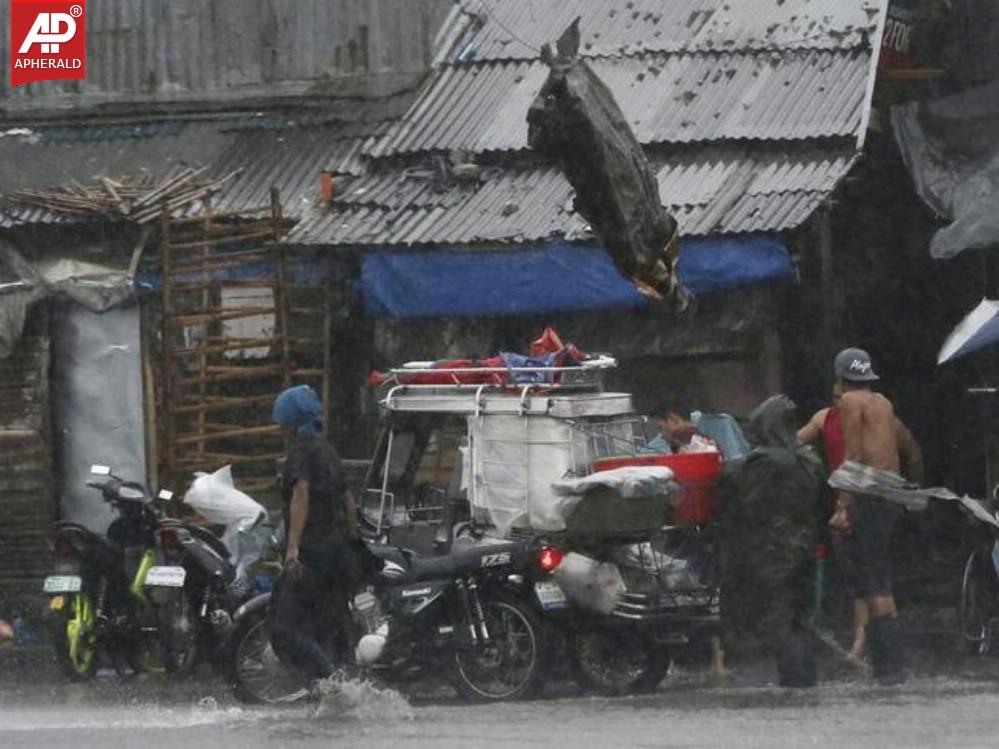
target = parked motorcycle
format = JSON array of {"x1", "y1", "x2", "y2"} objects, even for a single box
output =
[
  {"x1": 150, "y1": 517, "x2": 268, "y2": 672},
  {"x1": 225, "y1": 537, "x2": 554, "y2": 704},
  {"x1": 531, "y1": 528, "x2": 719, "y2": 695},
  {"x1": 42, "y1": 465, "x2": 198, "y2": 679}
]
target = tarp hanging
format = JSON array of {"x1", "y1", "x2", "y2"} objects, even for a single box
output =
[
  {"x1": 51, "y1": 300, "x2": 147, "y2": 533},
  {"x1": 0, "y1": 242, "x2": 134, "y2": 358},
  {"x1": 360, "y1": 243, "x2": 645, "y2": 319},
  {"x1": 892, "y1": 81, "x2": 999, "y2": 259},
  {"x1": 676, "y1": 235, "x2": 796, "y2": 296}
]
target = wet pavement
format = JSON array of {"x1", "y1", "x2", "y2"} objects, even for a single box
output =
[{"x1": 4, "y1": 656, "x2": 999, "y2": 749}]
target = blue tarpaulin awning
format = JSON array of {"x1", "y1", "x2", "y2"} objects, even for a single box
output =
[
  {"x1": 361, "y1": 243, "x2": 645, "y2": 318},
  {"x1": 676, "y1": 234, "x2": 795, "y2": 296}
]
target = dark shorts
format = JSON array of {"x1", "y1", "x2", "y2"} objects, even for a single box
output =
[{"x1": 846, "y1": 494, "x2": 902, "y2": 598}]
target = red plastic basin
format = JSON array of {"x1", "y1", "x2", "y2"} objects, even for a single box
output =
[{"x1": 592, "y1": 452, "x2": 722, "y2": 526}]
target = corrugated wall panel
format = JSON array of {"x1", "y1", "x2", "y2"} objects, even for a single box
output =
[
  {"x1": 0, "y1": 0, "x2": 451, "y2": 110},
  {"x1": 0, "y1": 308, "x2": 54, "y2": 599}
]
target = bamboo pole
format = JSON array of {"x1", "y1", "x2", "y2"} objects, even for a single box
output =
[
  {"x1": 160, "y1": 201, "x2": 176, "y2": 488},
  {"x1": 172, "y1": 394, "x2": 275, "y2": 414},
  {"x1": 174, "y1": 365, "x2": 286, "y2": 387},
  {"x1": 167, "y1": 229, "x2": 278, "y2": 251},
  {"x1": 142, "y1": 322, "x2": 159, "y2": 494},
  {"x1": 322, "y1": 285, "x2": 333, "y2": 437},
  {"x1": 163, "y1": 306, "x2": 278, "y2": 327},
  {"x1": 173, "y1": 424, "x2": 282, "y2": 446},
  {"x1": 196, "y1": 200, "x2": 212, "y2": 458},
  {"x1": 174, "y1": 451, "x2": 285, "y2": 467}
]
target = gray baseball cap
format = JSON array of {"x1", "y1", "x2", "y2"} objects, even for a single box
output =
[{"x1": 834, "y1": 347, "x2": 880, "y2": 382}]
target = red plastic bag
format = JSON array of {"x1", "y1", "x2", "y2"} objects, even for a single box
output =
[{"x1": 530, "y1": 326, "x2": 565, "y2": 357}]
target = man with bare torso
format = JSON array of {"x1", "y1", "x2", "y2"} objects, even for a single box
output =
[{"x1": 833, "y1": 347, "x2": 923, "y2": 684}]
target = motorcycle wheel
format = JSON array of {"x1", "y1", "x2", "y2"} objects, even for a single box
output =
[
  {"x1": 570, "y1": 627, "x2": 668, "y2": 695},
  {"x1": 959, "y1": 552, "x2": 994, "y2": 656},
  {"x1": 227, "y1": 609, "x2": 309, "y2": 705},
  {"x1": 53, "y1": 593, "x2": 98, "y2": 681},
  {"x1": 157, "y1": 592, "x2": 200, "y2": 674},
  {"x1": 451, "y1": 593, "x2": 546, "y2": 702}
]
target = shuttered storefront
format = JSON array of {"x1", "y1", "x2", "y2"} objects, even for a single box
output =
[{"x1": 0, "y1": 308, "x2": 53, "y2": 602}]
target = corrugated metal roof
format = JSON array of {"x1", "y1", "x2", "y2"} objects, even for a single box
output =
[
  {"x1": 438, "y1": 0, "x2": 884, "y2": 62},
  {"x1": 209, "y1": 122, "x2": 390, "y2": 218},
  {"x1": 287, "y1": 146, "x2": 857, "y2": 246},
  {"x1": 368, "y1": 49, "x2": 869, "y2": 156}
]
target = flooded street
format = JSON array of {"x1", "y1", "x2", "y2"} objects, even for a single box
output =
[{"x1": 4, "y1": 665, "x2": 999, "y2": 749}]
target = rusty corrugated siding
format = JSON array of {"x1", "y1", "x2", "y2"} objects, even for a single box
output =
[{"x1": 0, "y1": 308, "x2": 54, "y2": 598}]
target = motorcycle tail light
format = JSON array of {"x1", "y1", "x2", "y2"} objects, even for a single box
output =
[
  {"x1": 537, "y1": 545, "x2": 566, "y2": 574},
  {"x1": 48, "y1": 531, "x2": 81, "y2": 558},
  {"x1": 156, "y1": 527, "x2": 185, "y2": 556}
]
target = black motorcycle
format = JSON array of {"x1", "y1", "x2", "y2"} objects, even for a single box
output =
[
  {"x1": 225, "y1": 537, "x2": 553, "y2": 704},
  {"x1": 42, "y1": 465, "x2": 199, "y2": 679},
  {"x1": 153, "y1": 512, "x2": 272, "y2": 672}
]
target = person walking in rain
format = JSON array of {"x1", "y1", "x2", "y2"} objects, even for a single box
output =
[
  {"x1": 830, "y1": 348, "x2": 923, "y2": 684},
  {"x1": 269, "y1": 385, "x2": 366, "y2": 689},
  {"x1": 718, "y1": 395, "x2": 826, "y2": 687}
]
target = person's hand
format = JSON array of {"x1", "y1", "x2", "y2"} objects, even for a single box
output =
[
  {"x1": 829, "y1": 496, "x2": 852, "y2": 532},
  {"x1": 284, "y1": 547, "x2": 303, "y2": 579}
]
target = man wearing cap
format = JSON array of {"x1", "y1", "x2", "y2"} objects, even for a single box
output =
[
  {"x1": 269, "y1": 384, "x2": 364, "y2": 686},
  {"x1": 833, "y1": 348, "x2": 923, "y2": 684}
]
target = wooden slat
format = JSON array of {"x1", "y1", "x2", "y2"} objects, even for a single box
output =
[{"x1": 173, "y1": 423, "x2": 282, "y2": 446}]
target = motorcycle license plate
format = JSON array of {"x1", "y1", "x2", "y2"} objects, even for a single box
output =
[
  {"x1": 43, "y1": 575, "x2": 82, "y2": 594},
  {"x1": 535, "y1": 580, "x2": 568, "y2": 610},
  {"x1": 145, "y1": 566, "x2": 186, "y2": 587}
]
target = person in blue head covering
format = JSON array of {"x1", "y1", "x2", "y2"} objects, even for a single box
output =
[{"x1": 269, "y1": 385, "x2": 363, "y2": 687}]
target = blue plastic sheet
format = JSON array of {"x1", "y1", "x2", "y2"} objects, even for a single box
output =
[
  {"x1": 677, "y1": 234, "x2": 795, "y2": 296},
  {"x1": 361, "y1": 243, "x2": 646, "y2": 319}
]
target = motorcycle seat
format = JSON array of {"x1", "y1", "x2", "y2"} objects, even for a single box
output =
[{"x1": 398, "y1": 540, "x2": 524, "y2": 583}]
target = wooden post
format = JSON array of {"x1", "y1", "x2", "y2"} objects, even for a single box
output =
[
  {"x1": 817, "y1": 206, "x2": 836, "y2": 371},
  {"x1": 159, "y1": 200, "x2": 175, "y2": 488},
  {"x1": 272, "y1": 186, "x2": 293, "y2": 390},
  {"x1": 322, "y1": 284, "x2": 333, "y2": 437},
  {"x1": 196, "y1": 199, "x2": 213, "y2": 461},
  {"x1": 142, "y1": 325, "x2": 159, "y2": 494}
]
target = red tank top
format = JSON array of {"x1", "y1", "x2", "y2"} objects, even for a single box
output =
[{"x1": 821, "y1": 407, "x2": 846, "y2": 471}]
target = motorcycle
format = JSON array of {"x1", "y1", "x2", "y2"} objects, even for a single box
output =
[
  {"x1": 532, "y1": 528, "x2": 719, "y2": 695},
  {"x1": 224, "y1": 536, "x2": 556, "y2": 704},
  {"x1": 162, "y1": 465, "x2": 277, "y2": 671},
  {"x1": 149, "y1": 519, "x2": 249, "y2": 669},
  {"x1": 42, "y1": 465, "x2": 198, "y2": 679}
]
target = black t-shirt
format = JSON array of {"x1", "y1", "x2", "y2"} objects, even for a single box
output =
[{"x1": 281, "y1": 431, "x2": 348, "y2": 547}]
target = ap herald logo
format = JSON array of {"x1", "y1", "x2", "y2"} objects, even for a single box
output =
[{"x1": 9, "y1": 0, "x2": 86, "y2": 87}]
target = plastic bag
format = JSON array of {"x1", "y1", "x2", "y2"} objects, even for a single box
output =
[
  {"x1": 553, "y1": 552, "x2": 625, "y2": 615},
  {"x1": 183, "y1": 465, "x2": 269, "y2": 569},
  {"x1": 183, "y1": 465, "x2": 266, "y2": 526}
]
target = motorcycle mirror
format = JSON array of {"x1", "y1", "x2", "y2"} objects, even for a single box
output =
[
  {"x1": 90, "y1": 464, "x2": 112, "y2": 476},
  {"x1": 157, "y1": 490, "x2": 174, "y2": 501}
]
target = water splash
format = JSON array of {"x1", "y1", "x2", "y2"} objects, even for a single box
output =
[{"x1": 311, "y1": 671, "x2": 415, "y2": 722}]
